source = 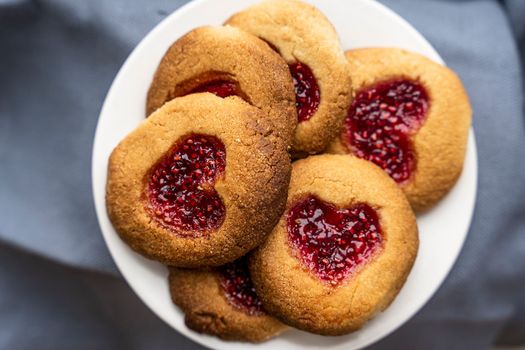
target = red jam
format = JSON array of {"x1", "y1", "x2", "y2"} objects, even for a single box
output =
[
  {"x1": 287, "y1": 196, "x2": 382, "y2": 285},
  {"x1": 344, "y1": 79, "x2": 429, "y2": 183},
  {"x1": 289, "y1": 62, "x2": 320, "y2": 122},
  {"x1": 219, "y1": 257, "x2": 264, "y2": 315},
  {"x1": 147, "y1": 134, "x2": 226, "y2": 234},
  {"x1": 189, "y1": 80, "x2": 239, "y2": 98}
]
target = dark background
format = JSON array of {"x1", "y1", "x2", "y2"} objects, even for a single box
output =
[{"x1": 0, "y1": 0, "x2": 524, "y2": 349}]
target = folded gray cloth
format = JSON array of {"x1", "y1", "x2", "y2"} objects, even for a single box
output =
[{"x1": 1, "y1": 0, "x2": 524, "y2": 349}]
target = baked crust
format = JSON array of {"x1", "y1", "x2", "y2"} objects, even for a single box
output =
[
  {"x1": 169, "y1": 266, "x2": 287, "y2": 342},
  {"x1": 328, "y1": 48, "x2": 472, "y2": 211},
  {"x1": 249, "y1": 154, "x2": 418, "y2": 335},
  {"x1": 147, "y1": 25, "x2": 296, "y2": 146},
  {"x1": 106, "y1": 94, "x2": 291, "y2": 267},
  {"x1": 226, "y1": 0, "x2": 352, "y2": 155}
]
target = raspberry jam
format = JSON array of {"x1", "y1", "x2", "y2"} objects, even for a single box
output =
[
  {"x1": 287, "y1": 196, "x2": 382, "y2": 285},
  {"x1": 219, "y1": 257, "x2": 264, "y2": 315},
  {"x1": 189, "y1": 80, "x2": 239, "y2": 98},
  {"x1": 147, "y1": 134, "x2": 226, "y2": 235},
  {"x1": 344, "y1": 79, "x2": 429, "y2": 183},
  {"x1": 289, "y1": 62, "x2": 320, "y2": 122}
]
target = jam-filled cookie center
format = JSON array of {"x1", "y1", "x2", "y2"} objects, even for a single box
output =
[
  {"x1": 343, "y1": 79, "x2": 429, "y2": 183},
  {"x1": 289, "y1": 62, "x2": 320, "y2": 122},
  {"x1": 287, "y1": 196, "x2": 382, "y2": 285},
  {"x1": 166, "y1": 72, "x2": 248, "y2": 103},
  {"x1": 189, "y1": 80, "x2": 240, "y2": 98},
  {"x1": 219, "y1": 257, "x2": 265, "y2": 316},
  {"x1": 147, "y1": 134, "x2": 226, "y2": 234}
]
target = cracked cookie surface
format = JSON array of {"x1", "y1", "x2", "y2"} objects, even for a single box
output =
[
  {"x1": 328, "y1": 48, "x2": 472, "y2": 211},
  {"x1": 226, "y1": 0, "x2": 352, "y2": 155},
  {"x1": 249, "y1": 154, "x2": 418, "y2": 335},
  {"x1": 169, "y1": 257, "x2": 286, "y2": 342},
  {"x1": 106, "y1": 94, "x2": 291, "y2": 267},
  {"x1": 147, "y1": 25, "x2": 296, "y2": 147}
]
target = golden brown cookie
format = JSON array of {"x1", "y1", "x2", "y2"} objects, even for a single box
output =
[
  {"x1": 249, "y1": 154, "x2": 418, "y2": 335},
  {"x1": 328, "y1": 48, "x2": 472, "y2": 211},
  {"x1": 226, "y1": 0, "x2": 352, "y2": 155},
  {"x1": 106, "y1": 93, "x2": 291, "y2": 267},
  {"x1": 147, "y1": 25, "x2": 296, "y2": 146},
  {"x1": 169, "y1": 256, "x2": 287, "y2": 342}
]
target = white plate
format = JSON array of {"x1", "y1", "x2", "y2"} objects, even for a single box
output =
[{"x1": 92, "y1": 0, "x2": 478, "y2": 349}]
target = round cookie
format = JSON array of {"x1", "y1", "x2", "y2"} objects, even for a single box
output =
[
  {"x1": 249, "y1": 154, "x2": 418, "y2": 335},
  {"x1": 328, "y1": 48, "x2": 472, "y2": 211},
  {"x1": 169, "y1": 256, "x2": 287, "y2": 342},
  {"x1": 106, "y1": 93, "x2": 291, "y2": 267},
  {"x1": 226, "y1": 0, "x2": 352, "y2": 155},
  {"x1": 147, "y1": 25, "x2": 296, "y2": 146}
]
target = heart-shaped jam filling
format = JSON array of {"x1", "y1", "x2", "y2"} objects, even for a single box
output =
[
  {"x1": 287, "y1": 196, "x2": 382, "y2": 285},
  {"x1": 343, "y1": 79, "x2": 429, "y2": 183},
  {"x1": 219, "y1": 256, "x2": 264, "y2": 315},
  {"x1": 189, "y1": 80, "x2": 240, "y2": 99},
  {"x1": 289, "y1": 62, "x2": 320, "y2": 122},
  {"x1": 147, "y1": 134, "x2": 226, "y2": 235}
]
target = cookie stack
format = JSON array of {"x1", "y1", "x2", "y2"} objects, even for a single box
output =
[{"x1": 106, "y1": 0, "x2": 471, "y2": 342}]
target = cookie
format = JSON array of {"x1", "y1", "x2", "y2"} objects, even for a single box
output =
[
  {"x1": 328, "y1": 48, "x2": 472, "y2": 211},
  {"x1": 226, "y1": 0, "x2": 352, "y2": 155},
  {"x1": 147, "y1": 25, "x2": 296, "y2": 146},
  {"x1": 169, "y1": 256, "x2": 287, "y2": 342},
  {"x1": 106, "y1": 93, "x2": 291, "y2": 267},
  {"x1": 249, "y1": 154, "x2": 418, "y2": 335}
]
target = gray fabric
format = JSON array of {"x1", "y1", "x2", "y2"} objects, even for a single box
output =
[{"x1": 0, "y1": 0, "x2": 524, "y2": 349}]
